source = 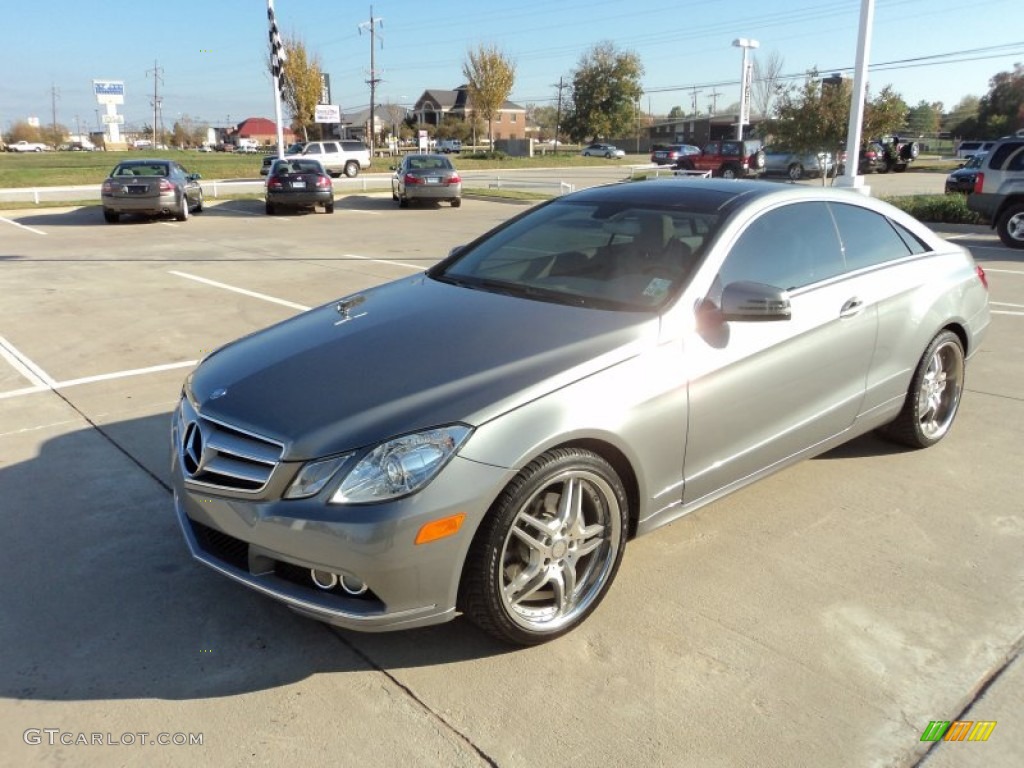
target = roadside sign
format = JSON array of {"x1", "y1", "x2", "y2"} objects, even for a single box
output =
[{"x1": 315, "y1": 104, "x2": 341, "y2": 123}]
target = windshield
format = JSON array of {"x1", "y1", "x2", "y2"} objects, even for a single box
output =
[
  {"x1": 964, "y1": 153, "x2": 986, "y2": 169},
  {"x1": 430, "y1": 199, "x2": 720, "y2": 311}
]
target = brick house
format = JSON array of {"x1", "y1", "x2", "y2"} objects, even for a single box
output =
[{"x1": 412, "y1": 85, "x2": 526, "y2": 141}]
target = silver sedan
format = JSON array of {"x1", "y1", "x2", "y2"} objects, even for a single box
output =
[
  {"x1": 171, "y1": 180, "x2": 989, "y2": 645},
  {"x1": 391, "y1": 153, "x2": 462, "y2": 207},
  {"x1": 100, "y1": 160, "x2": 203, "y2": 223},
  {"x1": 762, "y1": 147, "x2": 835, "y2": 180}
]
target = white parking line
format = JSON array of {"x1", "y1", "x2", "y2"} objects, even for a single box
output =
[
  {"x1": 169, "y1": 270, "x2": 311, "y2": 310},
  {"x1": 342, "y1": 253, "x2": 424, "y2": 271},
  {"x1": 985, "y1": 268, "x2": 1024, "y2": 275},
  {"x1": 0, "y1": 334, "x2": 56, "y2": 388},
  {"x1": 993, "y1": 311, "x2": 1024, "y2": 316},
  {"x1": 0, "y1": 216, "x2": 46, "y2": 236},
  {"x1": 0, "y1": 359, "x2": 198, "y2": 401},
  {"x1": 992, "y1": 301, "x2": 1024, "y2": 308}
]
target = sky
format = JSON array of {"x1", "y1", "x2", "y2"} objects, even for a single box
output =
[{"x1": 3, "y1": 0, "x2": 1022, "y2": 135}]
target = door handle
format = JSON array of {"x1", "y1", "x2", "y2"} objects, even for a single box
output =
[{"x1": 839, "y1": 297, "x2": 864, "y2": 318}]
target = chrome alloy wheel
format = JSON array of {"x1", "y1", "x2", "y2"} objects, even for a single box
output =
[
  {"x1": 916, "y1": 338, "x2": 964, "y2": 441},
  {"x1": 498, "y1": 468, "x2": 622, "y2": 633}
]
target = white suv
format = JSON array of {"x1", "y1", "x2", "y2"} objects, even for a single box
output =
[
  {"x1": 436, "y1": 139, "x2": 462, "y2": 154},
  {"x1": 300, "y1": 140, "x2": 371, "y2": 177}
]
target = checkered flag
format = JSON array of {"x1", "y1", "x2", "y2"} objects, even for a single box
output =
[{"x1": 268, "y1": 0, "x2": 287, "y2": 97}]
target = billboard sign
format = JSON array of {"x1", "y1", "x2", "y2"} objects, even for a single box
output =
[
  {"x1": 93, "y1": 80, "x2": 125, "y2": 105},
  {"x1": 319, "y1": 73, "x2": 331, "y2": 105},
  {"x1": 315, "y1": 104, "x2": 341, "y2": 124},
  {"x1": 102, "y1": 114, "x2": 125, "y2": 125}
]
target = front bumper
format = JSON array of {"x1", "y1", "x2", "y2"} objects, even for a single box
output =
[{"x1": 171, "y1": 408, "x2": 512, "y2": 632}]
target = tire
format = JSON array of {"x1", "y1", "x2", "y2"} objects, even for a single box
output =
[
  {"x1": 901, "y1": 141, "x2": 920, "y2": 161},
  {"x1": 451, "y1": 197, "x2": 462, "y2": 208},
  {"x1": 881, "y1": 331, "x2": 965, "y2": 448},
  {"x1": 459, "y1": 447, "x2": 628, "y2": 645},
  {"x1": 877, "y1": 160, "x2": 891, "y2": 174},
  {"x1": 265, "y1": 201, "x2": 275, "y2": 216},
  {"x1": 996, "y1": 203, "x2": 1024, "y2": 249},
  {"x1": 343, "y1": 161, "x2": 359, "y2": 178},
  {"x1": 787, "y1": 163, "x2": 804, "y2": 181},
  {"x1": 753, "y1": 150, "x2": 766, "y2": 170},
  {"x1": 324, "y1": 201, "x2": 334, "y2": 213},
  {"x1": 193, "y1": 190, "x2": 204, "y2": 213},
  {"x1": 398, "y1": 196, "x2": 409, "y2": 208},
  {"x1": 720, "y1": 165, "x2": 739, "y2": 180},
  {"x1": 894, "y1": 163, "x2": 907, "y2": 173},
  {"x1": 175, "y1": 195, "x2": 189, "y2": 221},
  {"x1": 103, "y1": 209, "x2": 119, "y2": 224}
]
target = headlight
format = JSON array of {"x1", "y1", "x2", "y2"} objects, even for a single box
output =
[
  {"x1": 284, "y1": 455, "x2": 350, "y2": 499},
  {"x1": 330, "y1": 425, "x2": 472, "y2": 504}
]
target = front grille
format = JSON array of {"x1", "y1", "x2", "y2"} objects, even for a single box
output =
[
  {"x1": 176, "y1": 398, "x2": 283, "y2": 493},
  {"x1": 190, "y1": 520, "x2": 249, "y2": 571}
]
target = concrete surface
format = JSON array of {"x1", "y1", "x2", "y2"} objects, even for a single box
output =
[{"x1": 0, "y1": 195, "x2": 1020, "y2": 768}]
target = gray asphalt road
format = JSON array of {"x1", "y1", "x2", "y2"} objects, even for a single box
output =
[{"x1": 0, "y1": 199, "x2": 1020, "y2": 767}]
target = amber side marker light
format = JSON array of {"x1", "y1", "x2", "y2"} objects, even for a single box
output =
[{"x1": 415, "y1": 513, "x2": 466, "y2": 545}]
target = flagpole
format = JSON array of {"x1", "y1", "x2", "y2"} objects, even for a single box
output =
[{"x1": 268, "y1": 0, "x2": 287, "y2": 158}]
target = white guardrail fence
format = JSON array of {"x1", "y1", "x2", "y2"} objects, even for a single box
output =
[{"x1": 0, "y1": 174, "x2": 577, "y2": 207}]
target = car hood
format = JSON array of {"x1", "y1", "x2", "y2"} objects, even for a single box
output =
[{"x1": 188, "y1": 275, "x2": 657, "y2": 459}]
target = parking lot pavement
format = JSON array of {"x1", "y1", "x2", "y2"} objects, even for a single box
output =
[{"x1": 0, "y1": 203, "x2": 1021, "y2": 767}]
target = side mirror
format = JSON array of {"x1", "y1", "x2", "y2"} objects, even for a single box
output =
[
  {"x1": 189, "y1": 173, "x2": 202, "y2": 181},
  {"x1": 447, "y1": 245, "x2": 465, "y2": 258},
  {"x1": 719, "y1": 281, "x2": 791, "y2": 321}
]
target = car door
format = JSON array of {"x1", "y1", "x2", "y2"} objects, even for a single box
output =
[{"x1": 682, "y1": 201, "x2": 877, "y2": 506}]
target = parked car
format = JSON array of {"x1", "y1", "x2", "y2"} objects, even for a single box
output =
[
  {"x1": 260, "y1": 143, "x2": 308, "y2": 176},
  {"x1": 869, "y1": 136, "x2": 920, "y2": 173},
  {"x1": 391, "y1": 153, "x2": 462, "y2": 207},
  {"x1": 581, "y1": 143, "x2": 626, "y2": 158},
  {"x1": 650, "y1": 144, "x2": 700, "y2": 166},
  {"x1": 171, "y1": 178, "x2": 989, "y2": 645},
  {"x1": 945, "y1": 153, "x2": 987, "y2": 195},
  {"x1": 966, "y1": 134, "x2": 1024, "y2": 248},
  {"x1": 197, "y1": 145, "x2": 213, "y2": 153},
  {"x1": 436, "y1": 139, "x2": 463, "y2": 154},
  {"x1": 264, "y1": 158, "x2": 334, "y2": 215},
  {"x1": 100, "y1": 159, "x2": 203, "y2": 223},
  {"x1": 675, "y1": 139, "x2": 765, "y2": 178},
  {"x1": 955, "y1": 140, "x2": 996, "y2": 160},
  {"x1": 300, "y1": 140, "x2": 371, "y2": 178},
  {"x1": 761, "y1": 147, "x2": 834, "y2": 180}
]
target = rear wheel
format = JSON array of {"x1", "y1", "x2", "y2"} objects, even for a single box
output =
[
  {"x1": 894, "y1": 163, "x2": 907, "y2": 173},
  {"x1": 720, "y1": 165, "x2": 739, "y2": 179},
  {"x1": 451, "y1": 197, "x2": 462, "y2": 208},
  {"x1": 193, "y1": 190, "x2": 204, "y2": 213},
  {"x1": 265, "y1": 201, "x2": 275, "y2": 216},
  {"x1": 787, "y1": 163, "x2": 804, "y2": 181},
  {"x1": 103, "y1": 209, "x2": 119, "y2": 224},
  {"x1": 996, "y1": 203, "x2": 1024, "y2": 249},
  {"x1": 175, "y1": 196, "x2": 189, "y2": 221},
  {"x1": 398, "y1": 196, "x2": 409, "y2": 208},
  {"x1": 324, "y1": 200, "x2": 334, "y2": 214},
  {"x1": 459, "y1": 448, "x2": 628, "y2": 645},
  {"x1": 881, "y1": 331, "x2": 965, "y2": 448}
]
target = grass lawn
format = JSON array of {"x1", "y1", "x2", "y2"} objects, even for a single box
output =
[{"x1": 0, "y1": 149, "x2": 649, "y2": 189}]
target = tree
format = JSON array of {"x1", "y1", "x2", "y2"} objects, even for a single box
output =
[
  {"x1": 528, "y1": 104, "x2": 559, "y2": 139},
  {"x1": 272, "y1": 34, "x2": 323, "y2": 142},
  {"x1": 752, "y1": 50, "x2": 785, "y2": 118},
  {"x1": 905, "y1": 100, "x2": 943, "y2": 136},
  {"x1": 977, "y1": 63, "x2": 1024, "y2": 136},
  {"x1": 863, "y1": 86, "x2": 908, "y2": 140},
  {"x1": 8, "y1": 121, "x2": 43, "y2": 144},
  {"x1": 462, "y1": 45, "x2": 516, "y2": 147},
  {"x1": 667, "y1": 106, "x2": 685, "y2": 120},
  {"x1": 40, "y1": 123, "x2": 68, "y2": 148},
  {"x1": 564, "y1": 41, "x2": 644, "y2": 142},
  {"x1": 378, "y1": 103, "x2": 409, "y2": 139},
  {"x1": 944, "y1": 95, "x2": 981, "y2": 137}
]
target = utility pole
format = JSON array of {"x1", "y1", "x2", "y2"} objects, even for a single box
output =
[
  {"x1": 689, "y1": 86, "x2": 704, "y2": 117},
  {"x1": 707, "y1": 88, "x2": 722, "y2": 115},
  {"x1": 359, "y1": 6, "x2": 383, "y2": 154},
  {"x1": 50, "y1": 84, "x2": 60, "y2": 144},
  {"x1": 147, "y1": 60, "x2": 164, "y2": 146},
  {"x1": 552, "y1": 77, "x2": 567, "y2": 147}
]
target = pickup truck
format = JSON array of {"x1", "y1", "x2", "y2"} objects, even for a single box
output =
[{"x1": 9, "y1": 140, "x2": 50, "y2": 152}]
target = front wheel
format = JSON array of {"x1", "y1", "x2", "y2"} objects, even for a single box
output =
[
  {"x1": 881, "y1": 331, "x2": 965, "y2": 448},
  {"x1": 343, "y1": 161, "x2": 359, "y2": 178},
  {"x1": 720, "y1": 165, "x2": 738, "y2": 179},
  {"x1": 459, "y1": 448, "x2": 628, "y2": 645},
  {"x1": 996, "y1": 203, "x2": 1024, "y2": 249},
  {"x1": 787, "y1": 163, "x2": 804, "y2": 181}
]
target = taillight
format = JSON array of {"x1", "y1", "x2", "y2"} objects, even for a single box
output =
[
  {"x1": 404, "y1": 173, "x2": 423, "y2": 185},
  {"x1": 159, "y1": 179, "x2": 174, "y2": 192},
  {"x1": 316, "y1": 175, "x2": 332, "y2": 188},
  {"x1": 973, "y1": 172, "x2": 984, "y2": 194},
  {"x1": 101, "y1": 181, "x2": 113, "y2": 193},
  {"x1": 268, "y1": 178, "x2": 283, "y2": 190},
  {"x1": 446, "y1": 174, "x2": 461, "y2": 185},
  {"x1": 976, "y1": 265, "x2": 988, "y2": 290}
]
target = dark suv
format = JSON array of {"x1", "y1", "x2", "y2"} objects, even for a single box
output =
[
  {"x1": 967, "y1": 135, "x2": 1024, "y2": 248},
  {"x1": 675, "y1": 139, "x2": 765, "y2": 178}
]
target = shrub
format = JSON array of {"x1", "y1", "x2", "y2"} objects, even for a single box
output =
[
  {"x1": 882, "y1": 194, "x2": 982, "y2": 224},
  {"x1": 464, "y1": 150, "x2": 508, "y2": 161}
]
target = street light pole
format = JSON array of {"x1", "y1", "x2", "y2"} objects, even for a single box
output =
[{"x1": 732, "y1": 38, "x2": 759, "y2": 140}]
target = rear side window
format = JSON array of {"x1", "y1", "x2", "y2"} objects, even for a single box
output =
[
  {"x1": 827, "y1": 203, "x2": 915, "y2": 270},
  {"x1": 987, "y1": 141, "x2": 1024, "y2": 171},
  {"x1": 341, "y1": 141, "x2": 365, "y2": 152}
]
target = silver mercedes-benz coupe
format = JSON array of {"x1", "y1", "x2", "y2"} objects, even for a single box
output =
[{"x1": 171, "y1": 179, "x2": 990, "y2": 645}]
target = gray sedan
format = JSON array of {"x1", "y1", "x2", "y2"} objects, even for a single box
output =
[
  {"x1": 100, "y1": 160, "x2": 203, "y2": 223},
  {"x1": 762, "y1": 147, "x2": 835, "y2": 180},
  {"x1": 391, "y1": 153, "x2": 462, "y2": 207},
  {"x1": 171, "y1": 180, "x2": 989, "y2": 645}
]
